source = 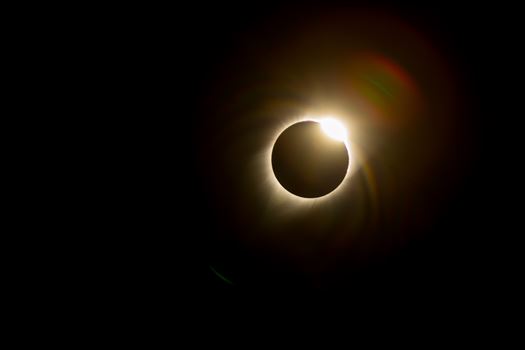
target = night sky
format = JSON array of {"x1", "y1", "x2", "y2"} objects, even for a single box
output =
[{"x1": 108, "y1": 1, "x2": 517, "y2": 305}]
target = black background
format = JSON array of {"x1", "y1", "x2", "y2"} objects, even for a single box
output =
[{"x1": 104, "y1": 0, "x2": 518, "y2": 307}]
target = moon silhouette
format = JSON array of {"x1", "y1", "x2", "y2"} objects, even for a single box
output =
[{"x1": 271, "y1": 121, "x2": 349, "y2": 198}]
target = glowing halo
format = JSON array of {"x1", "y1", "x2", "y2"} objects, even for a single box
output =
[{"x1": 260, "y1": 115, "x2": 357, "y2": 209}]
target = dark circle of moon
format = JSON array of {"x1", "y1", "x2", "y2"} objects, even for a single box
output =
[{"x1": 271, "y1": 121, "x2": 349, "y2": 198}]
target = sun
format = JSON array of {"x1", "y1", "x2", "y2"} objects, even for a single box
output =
[
  {"x1": 320, "y1": 118, "x2": 347, "y2": 142},
  {"x1": 271, "y1": 120, "x2": 349, "y2": 198},
  {"x1": 261, "y1": 115, "x2": 354, "y2": 206}
]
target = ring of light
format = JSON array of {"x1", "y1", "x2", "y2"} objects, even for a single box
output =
[{"x1": 264, "y1": 116, "x2": 353, "y2": 206}]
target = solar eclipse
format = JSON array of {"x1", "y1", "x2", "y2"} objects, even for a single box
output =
[{"x1": 271, "y1": 118, "x2": 350, "y2": 198}]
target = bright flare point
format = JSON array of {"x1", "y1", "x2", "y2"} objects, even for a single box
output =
[{"x1": 320, "y1": 118, "x2": 347, "y2": 142}]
